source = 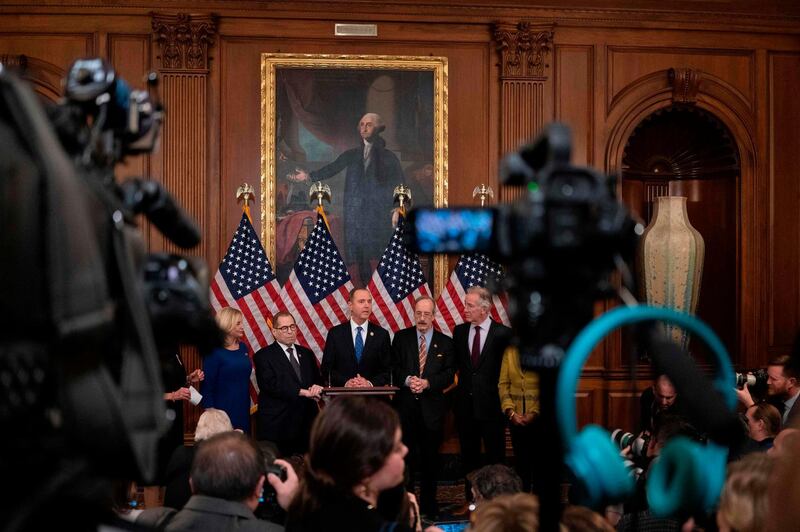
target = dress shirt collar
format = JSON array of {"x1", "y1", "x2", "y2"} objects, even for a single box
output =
[
  {"x1": 416, "y1": 327, "x2": 434, "y2": 349},
  {"x1": 473, "y1": 315, "x2": 492, "y2": 332},
  {"x1": 276, "y1": 341, "x2": 295, "y2": 359},
  {"x1": 351, "y1": 319, "x2": 368, "y2": 338}
]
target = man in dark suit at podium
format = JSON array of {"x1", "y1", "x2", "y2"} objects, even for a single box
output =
[
  {"x1": 254, "y1": 311, "x2": 323, "y2": 457},
  {"x1": 392, "y1": 296, "x2": 455, "y2": 518},
  {"x1": 321, "y1": 288, "x2": 392, "y2": 387},
  {"x1": 453, "y1": 286, "x2": 512, "y2": 492}
]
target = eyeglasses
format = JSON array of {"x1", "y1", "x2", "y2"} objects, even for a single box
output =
[{"x1": 275, "y1": 324, "x2": 297, "y2": 333}]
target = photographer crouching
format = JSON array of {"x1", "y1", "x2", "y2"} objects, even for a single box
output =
[{"x1": 614, "y1": 414, "x2": 702, "y2": 531}]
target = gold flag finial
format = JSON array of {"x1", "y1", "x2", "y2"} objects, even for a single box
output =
[
  {"x1": 472, "y1": 184, "x2": 494, "y2": 206},
  {"x1": 309, "y1": 182, "x2": 332, "y2": 208},
  {"x1": 393, "y1": 184, "x2": 412, "y2": 210}
]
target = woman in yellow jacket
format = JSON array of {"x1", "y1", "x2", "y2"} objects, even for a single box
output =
[{"x1": 498, "y1": 346, "x2": 540, "y2": 493}]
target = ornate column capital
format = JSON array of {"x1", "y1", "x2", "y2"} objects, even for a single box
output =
[
  {"x1": 492, "y1": 22, "x2": 554, "y2": 80},
  {"x1": 668, "y1": 68, "x2": 702, "y2": 104},
  {"x1": 152, "y1": 13, "x2": 217, "y2": 71}
]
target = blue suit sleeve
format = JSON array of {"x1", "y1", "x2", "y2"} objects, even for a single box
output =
[{"x1": 202, "y1": 350, "x2": 221, "y2": 408}]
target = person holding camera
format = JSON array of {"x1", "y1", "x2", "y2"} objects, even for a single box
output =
[
  {"x1": 203, "y1": 307, "x2": 253, "y2": 432},
  {"x1": 737, "y1": 355, "x2": 800, "y2": 429},
  {"x1": 139, "y1": 431, "x2": 295, "y2": 531}
]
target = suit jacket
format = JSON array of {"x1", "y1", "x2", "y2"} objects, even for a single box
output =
[
  {"x1": 391, "y1": 327, "x2": 455, "y2": 430},
  {"x1": 321, "y1": 321, "x2": 391, "y2": 387},
  {"x1": 254, "y1": 342, "x2": 321, "y2": 442},
  {"x1": 453, "y1": 319, "x2": 512, "y2": 421},
  {"x1": 163, "y1": 495, "x2": 282, "y2": 532}
]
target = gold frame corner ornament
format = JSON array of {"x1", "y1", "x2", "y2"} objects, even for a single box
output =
[{"x1": 260, "y1": 53, "x2": 449, "y2": 296}]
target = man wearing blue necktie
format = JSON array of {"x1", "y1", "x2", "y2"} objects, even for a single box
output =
[{"x1": 321, "y1": 288, "x2": 392, "y2": 387}]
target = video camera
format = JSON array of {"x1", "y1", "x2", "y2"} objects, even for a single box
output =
[{"x1": 0, "y1": 57, "x2": 215, "y2": 529}]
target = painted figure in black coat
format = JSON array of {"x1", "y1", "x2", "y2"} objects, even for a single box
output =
[
  {"x1": 391, "y1": 296, "x2": 455, "y2": 518},
  {"x1": 254, "y1": 311, "x2": 323, "y2": 457},
  {"x1": 291, "y1": 113, "x2": 403, "y2": 285},
  {"x1": 452, "y1": 286, "x2": 512, "y2": 498},
  {"x1": 321, "y1": 288, "x2": 392, "y2": 388}
]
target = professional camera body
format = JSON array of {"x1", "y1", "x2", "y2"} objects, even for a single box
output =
[
  {"x1": 0, "y1": 58, "x2": 213, "y2": 529},
  {"x1": 611, "y1": 429, "x2": 650, "y2": 458},
  {"x1": 735, "y1": 368, "x2": 768, "y2": 391}
]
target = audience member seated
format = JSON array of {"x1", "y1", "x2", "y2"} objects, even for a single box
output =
[
  {"x1": 469, "y1": 493, "x2": 539, "y2": 532},
  {"x1": 717, "y1": 452, "x2": 773, "y2": 532},
  {"x1": 467, "y1": 464, "x2": 523, "y2": 508},
  {"x1": 639, "y1": 374, "x2": 686, "y2": 434},
  {"x1": 768, "y1": 427, "x2": 800, "y2": 457},
  {"x1": 285, "y1": 396, "x2": 441, "y2": 532},
  {"x1": 560, "y1": 505, "x2": 615, "y2": 532},
  {"x1": 741, "y1": 402, "x2": 781, "y2": 453},
  {"x1": 138, "y1": 431, "x2": 295, "y2": 531},
  {"x1": 163, "y1": 408, "x2": 234, "y2": 509}
]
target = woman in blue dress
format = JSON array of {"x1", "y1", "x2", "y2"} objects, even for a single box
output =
[{"x1": 202, "y1": 307, "x2": 252, "y2": 432}]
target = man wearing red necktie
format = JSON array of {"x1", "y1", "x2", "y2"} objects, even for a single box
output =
[{"x1": 452, "y1": 286, "x2": 513, "y2": 506}]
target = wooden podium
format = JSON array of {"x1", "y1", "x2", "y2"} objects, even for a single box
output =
[{"x1": 320, "y1": 386, "x2": 399, "y2": 398}]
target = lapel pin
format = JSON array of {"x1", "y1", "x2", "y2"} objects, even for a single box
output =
[
  {"x1": 369, "y1": 331, "x2": 374, "y2": 337},
  {"x1": 433, "y1": 344, "x2": 438, "y2": 348}
]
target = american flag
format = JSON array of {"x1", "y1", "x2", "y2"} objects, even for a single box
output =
[
  {"x1": 433, "y1": 253, "x2": 510, "y2": 336},
  {"x1": 281, "y1": 208, "x2": 354, "y2": 362},
  {"x1": 209, "y1": 212, "x2": 281, "y2": 409},
  {"x1": 368, "y1": 213, "x2": 432, "y2": 334}
]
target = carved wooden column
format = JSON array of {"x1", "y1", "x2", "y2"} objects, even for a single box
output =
[
  {"x1": 151, "y1": 13, "x2": 217, "y2": 440},
  {"x1": 493, "y1": 22, "x2": 554, "y2": 202},
  {"x1": 151, "y1": 13, "x2": 216, "y2": 259}
]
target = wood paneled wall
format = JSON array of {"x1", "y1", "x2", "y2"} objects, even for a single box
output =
[{"x1": 2, "y1": 1, "x2": 799, "y2": 437}]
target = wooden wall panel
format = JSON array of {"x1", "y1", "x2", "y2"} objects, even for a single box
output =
[
  {"x1": 768, "y1": 52, "x2": 800, "y2": 351},
  {"x1": 108, "y1": 34, "x2": 151, "y2": 185},
  {"x1": 607, "y1": 47, "x2": 754, "y2": 115},
  {"x1": 575, "y1": 388, "x2": 603, "y2": 428},
  {"x1": 607, "y1": 392, "x2": 640, "y2": 433},
  {"x1": 0, "y1": 34, "x2": 93, "y2": 70},
  {"x1": 555, "y1": 45, "x2": 594, "y2": 166}
]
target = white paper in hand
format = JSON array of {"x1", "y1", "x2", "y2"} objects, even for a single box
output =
[{"x1": 189, "y1": 385, "x2": 203, "y2": 406}]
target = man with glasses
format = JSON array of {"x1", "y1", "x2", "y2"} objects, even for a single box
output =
[
  {"x1": 391, "y1": 296, "x2": 455, "y2": 519},
  {"x1": 254, "y1": 311, "x2": 323, "y2": 457}
]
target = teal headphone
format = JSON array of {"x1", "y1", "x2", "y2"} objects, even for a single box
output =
[{"x1": 556, "y1": 305, "x2": 736, "y2": 515}]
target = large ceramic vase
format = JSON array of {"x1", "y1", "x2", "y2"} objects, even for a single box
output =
[{"x1": 639, "y1": 196, "x2": 705, "y2": 351}]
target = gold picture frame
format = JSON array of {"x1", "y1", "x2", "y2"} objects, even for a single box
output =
[{"x1": 261, "y1": 53, "x2": 448, "y2": 294}]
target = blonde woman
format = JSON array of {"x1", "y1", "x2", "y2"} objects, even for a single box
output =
[{"x1": 202, "y1": 307, "x2": 251, "y2": 432}]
